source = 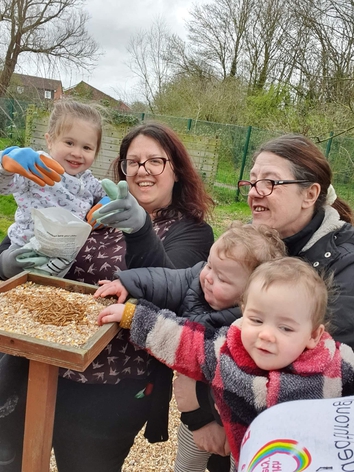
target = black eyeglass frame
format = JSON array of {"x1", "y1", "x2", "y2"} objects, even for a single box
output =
[
  {"x1": 120, "y1": 157, "x2": 171, "y2": 177},
  {"x1": 237, "y1": 179, "x2": 313, "y2": 197}
]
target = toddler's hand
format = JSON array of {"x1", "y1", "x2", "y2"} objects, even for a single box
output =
[
  {"x1": 97, "y1": 303, "x2": 125, "y2": 325},
  {"x1": 94, "y1": 279, "x2": 128, "y2": 303},
  {"x1": 1, "y1": 146, "x2": 64, "y2": 186}
]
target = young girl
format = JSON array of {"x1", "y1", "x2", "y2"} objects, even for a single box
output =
[
  {"x1": 0, "y1": 100, "x2": 106, "y2": 279},
  {"x1": 97, "y1": 257, "x2": 354, "y2": 469}
]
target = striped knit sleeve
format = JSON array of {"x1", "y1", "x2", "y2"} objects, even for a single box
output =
[{"x1": 129, "y1": 298, "x2": 223, "y2": 382}]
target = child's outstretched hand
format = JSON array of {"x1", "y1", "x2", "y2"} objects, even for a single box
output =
[
  {"x1": 1, "y1": 146, "x2": 64, "y2": 186},
  {"x1": 94, "y1": 279, "x2": 128, "y2": 303},
  {"x1": 97, "y1": 303, "x2": 125, "y2": 326},
  {"x1": 91, "y1": 179, "x2": 146, "y2": 233}
]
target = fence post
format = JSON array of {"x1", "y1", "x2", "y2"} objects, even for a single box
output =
[
  {"x1": 24, "y1": 104, "x2": 35, "y2": 147},
  {"x1": 235, "y1": 126, "x2": 252, "y2": 201},
  {"x1": 325, "y1": 131, "x2": 334, "y2": 158}
]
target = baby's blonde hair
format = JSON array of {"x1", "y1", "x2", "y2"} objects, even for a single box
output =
[
  {"x1": 214, "y1": 221, "x2": 286, "y2": 271},
  {"x1": 241, "y1": 257, "x2": 329, "y2": 329},
  {"x1": 46, "y1": 100, "x2": 103, "y2": 156}
]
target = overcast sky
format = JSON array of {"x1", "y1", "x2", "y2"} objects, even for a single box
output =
[{"x1": 49, "y1": 0, "x2": 209, "y2": 103}]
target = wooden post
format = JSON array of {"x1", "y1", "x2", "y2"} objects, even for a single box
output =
[{"x1": 22, "y1": 361, "x2": 58, "y2": 472}]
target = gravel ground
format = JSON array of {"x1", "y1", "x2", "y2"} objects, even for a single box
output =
[
  {"x1": 123, "y1": 396, "x2": 180, "y2": 472},
  {"x1": 50, "y1": 397, "x2": 180, "y2": 472}
]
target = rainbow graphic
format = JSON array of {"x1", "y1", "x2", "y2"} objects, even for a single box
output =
[{"x1": 247, "y1": 439, "x2": 312, "y2": 471}]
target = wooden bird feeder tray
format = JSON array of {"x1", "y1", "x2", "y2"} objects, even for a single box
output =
[
  {"x1": 0, "y1": 271, "x2": 119, "y2": 471},
  {"x1": 0, "y1": 271, "x2": 118, "y2": 371}
]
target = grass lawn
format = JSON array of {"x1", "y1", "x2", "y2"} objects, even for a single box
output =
[
  {"x1": 209, "y1": 184, "x2": 251, "y2": 237},
  {"x1": 0, "y1": 195, "x2": 16, "y2": 241},
  {"x1": 210, "y1": 201, "x2": 251, "y2": 238}
]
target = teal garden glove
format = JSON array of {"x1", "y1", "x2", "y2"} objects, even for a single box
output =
[
  {"x1": 91, "y1": 179, "x2": 146, "y2": 233},
  {"x1": 0, "y1": 247, "x2": 50, "y2": 280}
]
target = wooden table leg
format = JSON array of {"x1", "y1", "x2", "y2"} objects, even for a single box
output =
[{"x1": 22, "y1": 360, "x2": 58, "y2": 472}]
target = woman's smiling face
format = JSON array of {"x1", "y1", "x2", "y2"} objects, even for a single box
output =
[
  {"x1": 125, "y1": 134, "x2": 177, "y2": 216},
  {"x1": 248, "y1": 152, "x2": 317, "y2": 238}
]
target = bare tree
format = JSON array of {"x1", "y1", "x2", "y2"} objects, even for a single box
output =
[
  {"x1": 291, "y1": 0, "x2": 354, "y2": 105},
  {"x1": 244, "y1": 0, "x2": 291, "y2": 90},
  {"x1": 0, "y1": 0, "x2": 99, "y2": 97},
  {"x1": 126, "y1": 18, "x2": 174, "y2": 112},
  {"x1": 187, "y1": 0, "x2": 254, "y2": 80},
  {"x1": 166, "y1": 35, "x2": 215, "y2": 81}
]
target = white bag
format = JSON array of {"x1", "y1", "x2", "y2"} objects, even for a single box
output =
[
  {"x1": 238, "y1": 396, "x2": 354, "y2": 471},
  {"x1": 23, "y1": 207, "x2": 92, "y2": 277}
]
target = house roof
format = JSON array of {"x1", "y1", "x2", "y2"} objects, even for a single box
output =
[
  {"x1": 64, "y1": 81, "x2": 131, "y2": 112},
  {"x1": 13, "y1": 73, "x2": 62, "y2": 91}
]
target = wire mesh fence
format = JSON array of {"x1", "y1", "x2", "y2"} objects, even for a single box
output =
[
  {"x1": 25, "y1": 107, "x2": 219, "y2": 192},
  {"x1": 1, "y1": 99, "x2": 354, "y2": 207},
  {"x1": 137, "y1": 113, "x2": 354, "y2": 207}
]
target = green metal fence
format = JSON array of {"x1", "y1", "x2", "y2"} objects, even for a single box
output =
[
  {"x1": 136, "y1": 113, "x2": 354, "y2": 207},
  {"x1": 1, "y1": 100, "x2": 354, "y2": 207},
  {"x1": 0, "y1": 98, "x2": 34, "y2": 143},
  {"x1": 25, "y1": 107, "x2": 220, "y2": 192}
]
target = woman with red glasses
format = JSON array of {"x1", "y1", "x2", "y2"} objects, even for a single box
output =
[
  {"x1": 239, "y1": 134, "x2": 353, "y2": 258},
  {"x1": 240, "y1": 134, "x2": 354, "y2": 344},
  {"x1": 174, "y1": 133, "x2": 354, "y2": 471}
]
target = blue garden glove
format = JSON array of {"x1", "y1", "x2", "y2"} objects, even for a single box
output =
[
  {"x1": 0, "y1": 247, "x2": 50, "y2": 280},
  {"x1": 91, "y1": 179, "x2": 146, "y2": 233},
  {"x1": 0, "y1": 146, "x2": 64, "y2": 187},
  {"x1": 87, "y1": 196, "x2": 111, "y2": 229}
]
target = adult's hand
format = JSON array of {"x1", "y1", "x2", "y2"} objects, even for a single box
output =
[
  {"x1": 0, "y1": 247, "x2": 49, "y2": 280},
  {"x1": 94, "y1": 279, "x2": 129, "y2": 303},
  {"x1": 173, "y1": 373, "x2": 200, "y2": 412},
  {"x1": 192, "y1": 422, "x2": 230, "y2": 456},
  {"x1": 91, "y1": 179, "x2": 146, "y2": 233},
  {"x1": 1, "y1": 146, "x2": 64, "y2": 187}
]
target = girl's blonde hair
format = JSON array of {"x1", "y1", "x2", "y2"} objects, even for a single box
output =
[
  {"x1": 241, "y1": 257, "x2": 330, "y2": 329},
  {"x1": 214, "y1": 221, "x2": 286, "y2": 271},
  {"x1": 46, "y1": 100, "x2": 103, "y2": 156}
]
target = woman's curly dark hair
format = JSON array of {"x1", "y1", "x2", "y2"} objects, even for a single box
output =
[{"x1": 110, "y1": 121, "x2": 214, "y2": 223}]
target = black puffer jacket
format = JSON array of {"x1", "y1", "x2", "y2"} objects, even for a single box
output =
[
  {"x1": 118, "y1": 261, "x2": 240, "y2": 330},
  {"x1": 285, "y1": 206, "x2": 354, "y2": 349},
  {"x1": 118, "y1": 262, "x2": 241, "y2": 432}
]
